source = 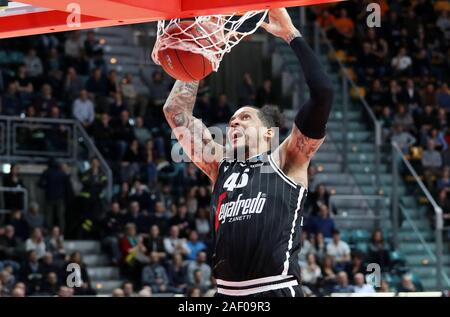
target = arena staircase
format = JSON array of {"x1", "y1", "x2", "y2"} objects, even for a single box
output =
[
  {"x1": 274, "y1": 30, "x2": 450, "y2": 290},
  {"x1": 89, "y1": 25, "x2": 159, "y2": 97},
  {"x1": 65, "y1": 240, "x2": 121, "y2": 295}
]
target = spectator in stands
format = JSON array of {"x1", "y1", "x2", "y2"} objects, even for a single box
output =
[
  {"x1": 119, "y1": 223, "x2": 139, "y2": 269},
  {"x1": 112, "y1": 288, "x2": 125, "y2": 297},
  {"x1": 301, "y1": 253, "x2": 322, "y2": 292},
  {"x1": 437, "y1": 82, "x2": 450, "y2": 111},
  {"x1": 129, "y1": 179, "x2": 151, "y2": 213},
  {"x1": 134, "y1": 116, "x2": 152, "y2": 146},
  {"x1": 64, "y1": 251, "x2": 96, "y2": 295},
  {"x1": 64, "y1": 31, "x2": 83, "y2": 60},
  {"x1": 310, "y1": 204, "x2": 335, "y2": 239},
  {"x1": 164, "y1": 226, "x2": 190, "y2": 257},
  {"x1": 332, "y1": 271, "x2": 354, "y2": 294},
  {"x1": 320, "y1": 254, "x2": 337, "y2": 293},
  {"x1": 101, "y1": 202, "x2": 124, "y2": 265},
  {"x1": 391, "y1": 47, "x2": 413, "y2": 76},
  {"x1": 332, "y1": 9, "x2": 355, "y2": 50},
  {"x1": 422, "y1": 139, "x2": 443, "y2": 190},
  {"x1": 138, "y1": 286, "x2": 152, "y2": 297},
  {"x1": 187, "y1": 286, "x2": 202, "y2": 297},
  {"x1": 24, "y1": 202, "x2": 44, "y2": 231},
  {"x1": 38, "y1": 158, "x2": 71, "y2": 233},
  {"x1": 113, "y1": 110, "x2": 134, "y2": 160},
  {"x1": 167, "y1": 253, "x2": 188, "y2": 294},
  {"x1": 397, "y1": 274, "x2": 418, "y2": 292},
  {"x1": 122, "y1": 281, "x2": 136, "y2": 297},
  {"x1": 64, "y1": 67, "x2": 83, "y2": 105},
  {"x1": 314, "y1": 232, "x2": 327, "y2": 262},
  {"x1": 123, "y1": 201, "x2": 150, "y2": 235},
  {"x1": 121, "y1": 140, "x2": 142, "y2": 183},
  {"x1": 25, "y1": 227, "x2": 46, "y2": 259},
  {"x1": 109, "y1": 92, "x2": 128, "y2": 119},
  {"x1": 0, "y1": 225, "x2": 22, "y2": 266},
  {"x1": 256, "y1": 79, "x2": 278, "y2": 108},
  {"x1": 1, "y1": 81, "x2": 23, "y2": 116},
  {"x1": 45, "y1": 226, "x2": 65, "y2": 262},
  {"x1": 186, "y1": 251, "x2": 211, "y2": 290},
  {"x1": 195, "y1": 208, "x2": 210, "y2": 241},
  {"x1": 346, "y1": 252, "x2": 366, "y2": 282},
  {"x1": 298, "y1": 231, "x2": 316, "y2": 267},
  {"x1": 326, "y1": 230, "x2": 351, "y2": 270},
  {"x1": 237, "y1": 73, "x2": 256, "y2": 106},
  {"x1": 211, "y1": 93, "x2": 233, "y2": 125},
  {"x1": 84, "y1": 31, "x2": 102, "y2": 58},
  {"x1": 143, "y1": 225, "x2": 166, "y2": 262},
  {"x1": 356, "y1": 42, "x2": 379, "y2": 85},
  {"x1": 15, "y1": 65, "x2": 34, "y2": 104},
  {"x1": 0, "y1": 269, "x2": 16, "y2": 296},
  {"x1": 185, "y1": 230, "x2": 206, "y2": 262},
  {"x1": 393, "y1": 104, "x2": 415, "y2": 133},
  {"x1": 72, "y1": 89, "x2": 95, "y2": 128},
  {"x1": 79, "y1": 157, "x2": 107, "y2": 220},
  {"x1": 151, "y1": 201, "x2": 170, "y2": 236},
  {"x1": 403, "y1": 79, "x2": 422, "y2": 110},
  {"x1": 367, "y1": 229, "x2": 391, "y2": 271},
  {"x1": 24, "y1": 49, "x2": 43, "y2": 79},
  {"x1": 85, "y1": 68, "x2": 108, "y2": 112},
  {"x1": 308, "y1": 183, "x2": 335, "y2": 216},
  {"x1": 391, "y1": 124, "x2": 416, "y2": 154},
  {"x1": 141, "y1": 69, "x2": 169, "y2": 108},
  {"x1": 19, "y1": 250, "x2": 43, "y2": 295},
  {"x1": 2, "y1": 164, "x2": 26, "y2": 211},
  {"x1": 9, "y1": 209, "x2": 29, "y2": 241},
  {"x1": 366, "y1": 79, "x2": 386, "y2": 116},
  {"x1": 40, "y1": 252, "x2": 59, "y2": 278},
  {"x1": 141, "y1": 252, "x2": 169, "y2": 293},
  {"x1": 121, "y1": 73, "x2": 139, "y2": 116},
  {"x1": 353, "y1": 273, "x2": 375, "y2": 293},
  {"x1": 170, "y1": 203, "x2": 194, "y2": 239},
  {"x1": 40, "y1": 271, "x2": 59, "y2": 296}
]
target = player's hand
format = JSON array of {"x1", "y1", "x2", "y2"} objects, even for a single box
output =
[{"x1": 260, "y1": 8, "x2": 300, "y2": 43}]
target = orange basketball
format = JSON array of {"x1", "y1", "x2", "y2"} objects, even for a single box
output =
[{"x1": 157, "y1": 20, "x2": 218, "y2": 82}]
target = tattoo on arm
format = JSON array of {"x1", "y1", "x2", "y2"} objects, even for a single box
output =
[
  {"x1": 291, "y1": 126, "x2": 324, "y2": 161},
  {"x1": 163, "y1": 81, "x2": 222, "y2": 179}
]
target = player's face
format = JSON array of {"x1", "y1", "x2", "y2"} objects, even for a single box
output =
[{"x1": 227, "y1": 107, "x2": 269, "y2": 152}]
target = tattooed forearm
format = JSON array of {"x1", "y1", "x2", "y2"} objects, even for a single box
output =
[
  {"x1": 163, "y1": 80, "x2": 223, "y2": 181},
  {"x1": 163, "y1": 81, "x2": 199, "y2": 127},
  {"x1": 292, "y1": 126, "x2": 324, "y2": 160}
]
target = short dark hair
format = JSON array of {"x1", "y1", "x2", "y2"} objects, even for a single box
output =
[{"x1": 252, "y1": 105, "x2": 283, "y2": 128}]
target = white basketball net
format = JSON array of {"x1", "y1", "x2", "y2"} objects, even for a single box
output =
[{"x1": 152, "y1": 10, "x2": 268, "y2": 72}]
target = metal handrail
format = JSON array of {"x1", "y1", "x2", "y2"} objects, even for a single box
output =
[
  {"x1": 400, "y1": 205, "x2": 450, "y2": 288},
  {"x1": 75, "y1": 122, "x2": 113, "y2": 202},
  {"x1": 0, "y1": 116, "x2": 113, "y2": 203},
  {"x1": 392, "y1": 141, "x2": 446, "y2": 291},
  {"x1": 0, "y1": 186, "x2": 28, "y2": 214},
  {"x1": 314, "y1": 23, "x2": 381, "y2": 190}
]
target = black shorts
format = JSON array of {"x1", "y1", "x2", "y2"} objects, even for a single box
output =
[{"x1": 214, "y1": 284, "x2": 304, "y2": 298}]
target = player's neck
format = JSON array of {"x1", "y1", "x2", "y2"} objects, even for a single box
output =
[{"x1": 232, "y1": 145, "x2": 270, "y2": 161}]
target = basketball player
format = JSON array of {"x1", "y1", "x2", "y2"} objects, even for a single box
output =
[{"x1": 163, "y1": 8, "x2": 333, "y2": 297}]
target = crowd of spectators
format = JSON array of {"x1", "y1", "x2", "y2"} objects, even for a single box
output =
[
  {"x1": 0, "y1": 4, "x2": 437, "y2": 295},
  {"x1": 314, "y1": 0, "x2": 450, "y2": 226}
]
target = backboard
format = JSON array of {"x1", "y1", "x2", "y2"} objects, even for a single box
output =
[{"x1": 0, "y1": 0, "x2": 344, "y2": 39}]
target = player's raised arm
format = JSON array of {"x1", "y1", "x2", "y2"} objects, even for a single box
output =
[
  {"x1": 261, "y1": 8, "x2": 334, "y2": 166},
  {"x1": 163, "y1": 80, "x2": 224, "y2": 182}
]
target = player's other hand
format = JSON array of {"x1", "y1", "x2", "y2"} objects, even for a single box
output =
[{"x1": 260, "y1": 8, "x2": 300, "y2": 43}]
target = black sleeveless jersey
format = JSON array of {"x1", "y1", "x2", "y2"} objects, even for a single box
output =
[{"x1": 210, "y1": 151, "x2": 308, "y2": 295}]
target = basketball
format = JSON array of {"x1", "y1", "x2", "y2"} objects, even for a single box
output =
[{"x1": 157, "y1": 20, "x2": 217, "y2": 81}]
